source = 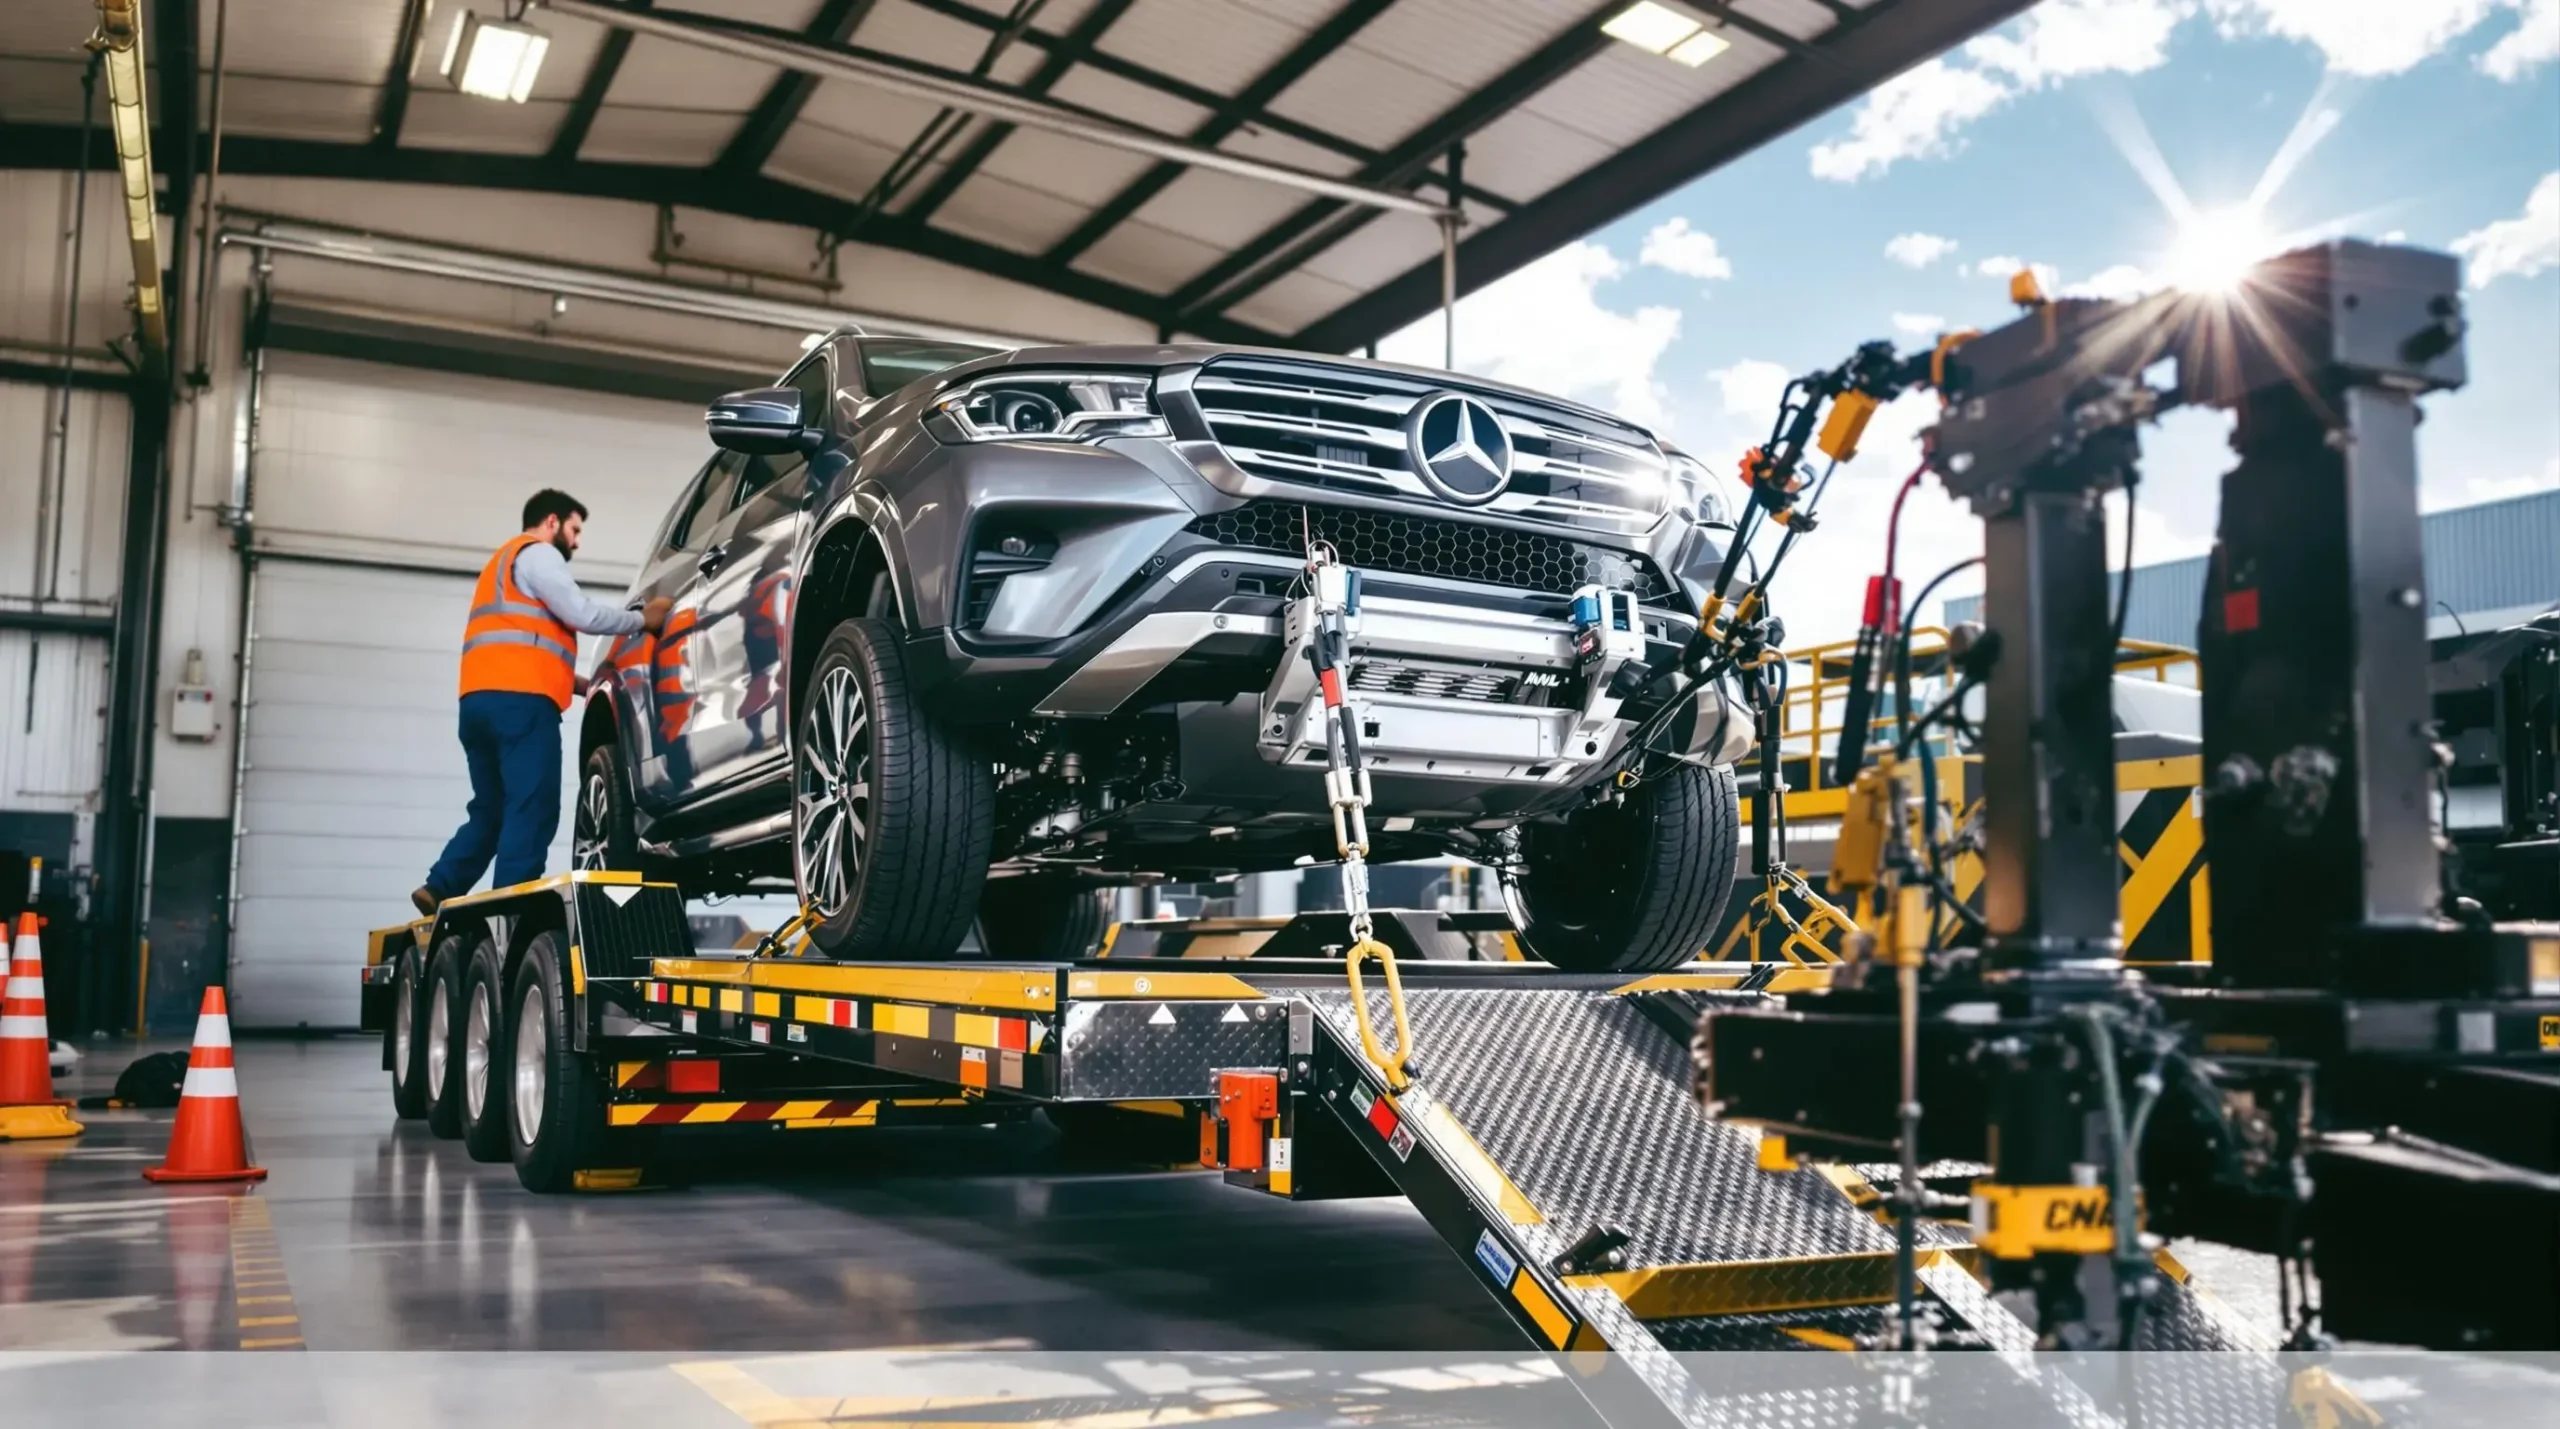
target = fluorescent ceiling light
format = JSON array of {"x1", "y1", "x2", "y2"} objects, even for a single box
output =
[
  {"x1": 1602, "y1": 2, "x2": 1729, "y2": 67},
  {"x1": 1667, "y1": 29, "x2": 1731, "y2": 67},
  {"x1": 442, "y1": 13, "x2": 550, "y2": 103},
  {"x1": 1603, "y1": 2, "x2": 1703, "y2": 55}
]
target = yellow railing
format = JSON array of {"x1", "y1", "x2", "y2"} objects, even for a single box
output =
[{"x1": 1726, "y1": 629, "x2": 2203, "y2": 963}]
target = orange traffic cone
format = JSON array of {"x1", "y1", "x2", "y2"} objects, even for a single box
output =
[
  {"x1": 0, "y1": 902, "x2": 82, "y2": 1142},
  {"x1": 143, "y1": 987, "x2": 266, "y2": 1184}
]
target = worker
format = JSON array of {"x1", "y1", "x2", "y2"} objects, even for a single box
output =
[{"x1": 412, "y1": 490, "x2": 670, "y2": 917}]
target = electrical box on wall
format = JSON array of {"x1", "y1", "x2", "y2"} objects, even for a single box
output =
[{"x1": 171, "y1": 648, "x2": 217, "y2": 742}]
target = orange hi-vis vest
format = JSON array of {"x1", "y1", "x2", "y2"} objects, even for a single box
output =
[{"x1": 459, "y1": 532, "x2": 579, "y2": 710}]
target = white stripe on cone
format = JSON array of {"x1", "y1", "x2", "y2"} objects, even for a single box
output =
[
  {"x1": 4, "y1": 976, "x2": 43, "y2": 998},
  {"x1": 192, "y1": 1015, "x2": 232, "y2": 1049},
  {"x1": 0, "y1": 1015, "x2": 50, "y2": 1038},
  {"x1": 179, "y1": 1064, "x2": 239, "y2": 1100}
]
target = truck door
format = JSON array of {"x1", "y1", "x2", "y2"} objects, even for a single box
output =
[
  {"x1": 664, "y1": 355, "x2": 830, "y2": 795},
  {"x1": 628, "y1": 451, "x2": 739, "y2": 808}
]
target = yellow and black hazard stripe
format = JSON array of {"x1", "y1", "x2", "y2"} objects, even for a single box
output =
[
  {"x1": 2119, "y1": 757, "x2": 2209, "y2": 963},
  {"x1": 630, "y1": 974, "x2": 1052, "y2": 1094},
  {"x1": 606, "y1": 1095, "x2": 972, "y2": 1129}
]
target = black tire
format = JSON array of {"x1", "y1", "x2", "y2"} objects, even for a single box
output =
[
  {"x1": 1507, "y1": 762, "x2": 1742, "y2": 973},
  {"x1": 792, "y1": 618, "x2": 994, "y2": 959},
  {"x1": 977, "y1": 877, "x2": 1111, "y2": 961},
  {"x1": 422, "y1": 934, "x2": 470, "y2": 1138},
  {"x1": 457, "y1": 935, "x2": 514, "y2": 1163},
  {"x1": 388, "y1": 946, "x2": 429, "y2": 1120},
  {"x1": 508, "y1": 929, "x2": 610, "y2": 1193},
  {"x1": 572, "y1": 740, "x2": 643, "y2": 875}
]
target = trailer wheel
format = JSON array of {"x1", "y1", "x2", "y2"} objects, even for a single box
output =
[
  {"x1": 423, "y1": 933, "x2": 470, "y2": 1138},
  {"x1": 508, "y1": 929, "x2": 609, "y2": 1193},
  {"x1": 388, "y1": 947, "x2": 429, "y2": 1120},
  {"x1": 1506, "y1": 761, "x2": 1742, "y2": 973},
  {"x1": 457, "y1": 933, "x2": 515, "y2": 1163}
]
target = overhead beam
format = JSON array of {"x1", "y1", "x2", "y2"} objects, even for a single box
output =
[
  {"x1": 550, "y1": 0, "x2": 655, "y2": 161},
  {"x1": 716, "y1": 0, "x2": 877, "y2": 177},
  {"x1": 1292, "y1": 0, "x2": 2037, "y2": 352},
  {"x1": 375, "y1": 0, "x2": 432, "y2": 148},
  {"x1": 543, "y1": 0, "x2": 1452, "y2": 217},
  {"x1": 1170, "y1": 1, "x2": 1623, "y2": 325},
  {"x1": 898, "y1": 0, "x2": 1134, "y2": 225},
  {"x1": 898, "y1": 0, "x2": 1464, "y2": 188},
  {"x1": 0, "y1": 123, "x2": 1285, "y2": 345},
  {"x1": 1044, "y1": 0, "x2": 1395, "y2": 268}
]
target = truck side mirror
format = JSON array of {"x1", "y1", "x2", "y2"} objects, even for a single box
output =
[{"x1": 707, "y1": 387, "x2": 818, "y2": 455}]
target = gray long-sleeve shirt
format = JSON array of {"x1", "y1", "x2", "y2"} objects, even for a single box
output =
[{"x1": 511, "y1": 541, "x2": 644, "y2": 637}]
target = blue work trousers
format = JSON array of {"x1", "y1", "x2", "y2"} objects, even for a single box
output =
[{"x1": 425, "y1": 691, "x2": 563, "y2": 899}]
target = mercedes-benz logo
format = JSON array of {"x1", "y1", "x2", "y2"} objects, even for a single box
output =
[{"x1": 1405, "y1": 392, "x2": 1513, "y2": 506}]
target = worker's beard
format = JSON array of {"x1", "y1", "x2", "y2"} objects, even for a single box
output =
[{"x1": 552, "y1": 533, "x2": 574, "y2": 562}]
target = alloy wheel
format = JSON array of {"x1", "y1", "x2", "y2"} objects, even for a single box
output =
[
  {"x1": 794, "y1": 665, "x2": 873, "y2": 919},
  {"x1": 426, "y1": 987, "x2": 450, "y2": 1096},
  {"x1": 464, "y1": 983, "x2": 492, "y2": 1120},
  {"x1": 514, "y1": 984, "x2": 548, "y2": 1143},
  {"x1": 572, "y1": 769, "x2": 611, "y2": 871},
  {"x1": 393, "y1": 969, "x2": 414, "y2": 1084}
]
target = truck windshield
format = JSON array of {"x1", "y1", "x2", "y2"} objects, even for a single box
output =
[{"x1": 859, "y1": 338, "x2": 1003, "y2": 396}]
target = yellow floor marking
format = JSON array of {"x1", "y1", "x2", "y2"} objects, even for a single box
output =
[
  {"x1": 239, "y1": 1314, "x2": 298, "y2": 1328},
  {"x1": 239, "y1": 1337, "x2": 304, "y2": 1349},
  {"x1": 236, "y1": 1295, "x2": 293, "y2": 1305}
]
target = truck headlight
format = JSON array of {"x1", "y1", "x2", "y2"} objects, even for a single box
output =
[
  {"x1": 1667, "y1": 452, "x2": 1732, "y2": 525},
  {"x1": 928, "y1": 371, "x2": 1168, "y2": 443}
]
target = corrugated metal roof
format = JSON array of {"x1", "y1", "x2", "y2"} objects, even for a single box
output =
[
  {"x1": 1944, "y1": 489, "x2": 2560, "y2": 644},
  {"x1": 1, "y1": 0, "x2": 2045, "y2": 349}
]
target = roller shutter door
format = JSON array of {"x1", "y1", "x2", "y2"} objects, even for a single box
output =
[{"x1": 226, "y1": 352, "x2": 706, "y2": 1028}]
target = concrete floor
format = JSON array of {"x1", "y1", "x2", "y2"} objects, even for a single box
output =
[{"x1": 4, "y1": 1033, "x2": 1522, "y2": 1356}]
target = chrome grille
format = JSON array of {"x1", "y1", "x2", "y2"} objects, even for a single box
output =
[
  {"x1": 1350, "y1": 661, "x2": 1542, "y2": 706},
  {"x1": 1185, "y1": 500, "x2": 1676, "y2": 603},
  {"x1": 1183, "y1": 356, "x2": 1670, "y2": 533}
]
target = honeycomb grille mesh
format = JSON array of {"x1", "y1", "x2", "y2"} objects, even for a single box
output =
[{"x1": 1185, "y1": 501, "x2": 1673, "y2": 601}]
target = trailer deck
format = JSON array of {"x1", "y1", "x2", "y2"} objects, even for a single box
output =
[{"x1": 363, "y1": 872, "x2": 2276, "y2": 1426}]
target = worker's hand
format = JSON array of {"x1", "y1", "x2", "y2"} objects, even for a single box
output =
[
  {"x1": 641, "y1": 596, "x2": 673, "y2": 635},
  {"x1": 572, "y1": 671, "x2": 593, "y2": 700}
]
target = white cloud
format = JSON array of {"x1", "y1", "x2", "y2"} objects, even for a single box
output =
[
  {"x1": 1810, "y1": 2, "x2": 2182, "y2": 182},
  {"x1": 1972, "y1": 255, "x2": 2063, "y2": 292},
  {"x1": 2205, "y1": 0, "x2": 2524, "y2": 78},
  {"x1": 2451, "y1": 171, "x2": 2560, "y2": 288},
  {"x1": 1892, "y1": 312, "x2": 1948, "y2": 337},
  {"x1": 1709, "y1": 359, "x2": 1793, "y2": 423},
  {"x1": 1639, "y1": 217, "x2": 1734, "y2": 281},
  {"x1": 1378, "y1": 241, "x2": 1681, "y2": 430},
  {"x1": 1809, "y1": 59, "x2": 2011, "y2": 182},
  {"x1": 2481, "y1": 0, "x2": 2560, "y2": 77},
  {"x1": 2425, "y1": 453, "x2": 2560, "y2": 510},
  {"x1": 1969, "y1": 0, "x2": 2186, "y2": 83},
  {"x1": 2063, "y1": 264, "x2": 2160, "y2": 300},
  {"x1": 1885, "y1": 232, "x2": 1958, "y2": 269}
]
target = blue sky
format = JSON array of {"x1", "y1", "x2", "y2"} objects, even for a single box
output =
[{"x1": 1381, "y1": 0, "x2": 2560, "y2": 642}]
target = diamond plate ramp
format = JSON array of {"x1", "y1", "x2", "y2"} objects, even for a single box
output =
[{"x1": 1302, "y1": 987, "x2": 1900, "y2": 1270}]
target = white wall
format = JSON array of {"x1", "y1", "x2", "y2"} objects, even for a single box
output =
[{"x1": 1, "y1": 170, "x2": 135, "y2": 823}]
